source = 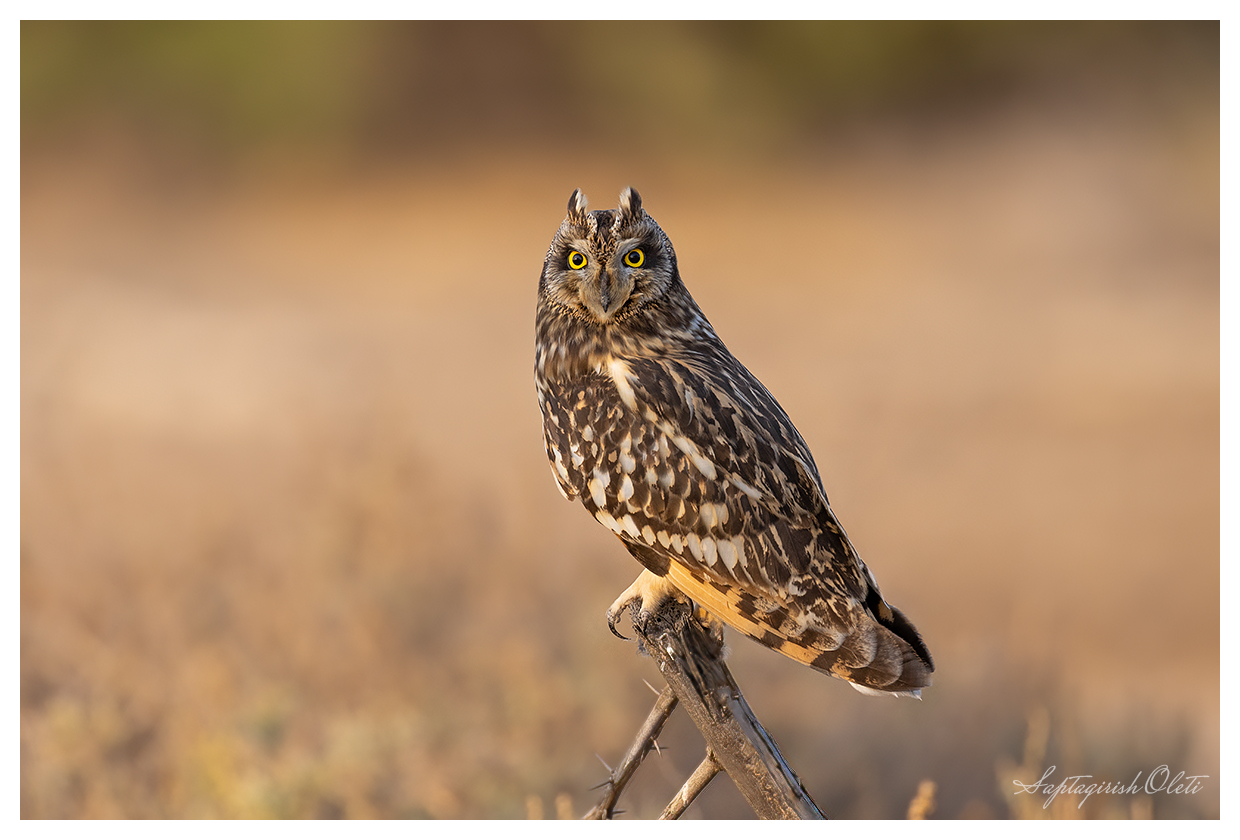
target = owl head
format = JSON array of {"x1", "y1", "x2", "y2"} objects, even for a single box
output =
[{"x1": 539, "y1": 187, "x2": 681, "y2": 326}]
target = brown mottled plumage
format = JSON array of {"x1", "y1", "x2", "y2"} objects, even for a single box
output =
[{"x1": 534, "y1": 187, "x2": 933, "y2": 696}]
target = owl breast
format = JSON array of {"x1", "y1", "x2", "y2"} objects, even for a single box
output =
[{"x1": 539, "y1": 364, "x2": 828, "y2": 602}]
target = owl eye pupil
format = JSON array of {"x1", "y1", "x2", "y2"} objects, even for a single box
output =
[
  {"x1": 567, "y1": 251, "x2": 587, "y2": 270},
  {"x1": 624, "y1": 248, "x2": 645, "y2": 268}
]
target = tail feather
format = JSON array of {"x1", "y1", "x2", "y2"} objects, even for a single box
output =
[{"x1": 664, "y1": 563, "x2": 933, "y2": 696}]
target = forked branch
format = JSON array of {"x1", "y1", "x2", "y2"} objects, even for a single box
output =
[{"x1": 587, "y1": 598, "x2": 825, "y2": 820}]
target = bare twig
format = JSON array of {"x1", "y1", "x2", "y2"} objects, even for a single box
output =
[
  {"x1": 584, "y1": 685, "x2": 679, "y2": 819},
  {"x1": 660, "y1": 750, "x2": 723, "y2": 820}
]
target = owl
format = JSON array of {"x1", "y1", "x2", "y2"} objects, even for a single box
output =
[{"x1": 534, "y1": 187, "x2": 933, "y2": 696}]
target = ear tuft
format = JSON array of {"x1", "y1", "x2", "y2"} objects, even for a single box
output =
[
  {"x1": 567, "y1": 189, "x2": 589, "y2": 220},
  {"x1": 618, "y1": 186, "x2": 642, "y2": 219}
]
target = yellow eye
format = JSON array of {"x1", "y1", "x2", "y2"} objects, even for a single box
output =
[
  {"x1": 623, "y1": 248, "x2": 645, "y2": 268},
  {"x1": 567, "y1": 251, "x2": 587, "y2": 270}
]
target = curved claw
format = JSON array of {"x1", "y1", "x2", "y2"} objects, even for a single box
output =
[{"x1": 606, "y1": 604, "x2": 633, "y2": 641}]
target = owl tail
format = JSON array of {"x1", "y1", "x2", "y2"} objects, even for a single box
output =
[
  {"x1": 787, "y1": 605, "x2": 933, "y2": 698},
  {"x1": 665, "y1": 564, "x2": 934, "y2": 697},
  {"x1": 832, "y1": 605, "x2": 935, "y2": 698}
]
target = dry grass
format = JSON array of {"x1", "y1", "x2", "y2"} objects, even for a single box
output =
[{"x1": 20, "y1": 97, "x2": 1218, "y2": 818}]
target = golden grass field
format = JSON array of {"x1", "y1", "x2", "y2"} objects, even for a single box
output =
[{"x1": 20, "y1": 59, "x2": 1218, "y2": 817}]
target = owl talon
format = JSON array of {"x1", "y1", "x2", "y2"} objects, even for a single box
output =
[{"x1": 607, "y1": 569, "x2": 684, "y2": 640}]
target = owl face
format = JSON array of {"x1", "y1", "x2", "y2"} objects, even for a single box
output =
[{"x1": 540, "y1": 188, "x2": 678, "y2": 326}]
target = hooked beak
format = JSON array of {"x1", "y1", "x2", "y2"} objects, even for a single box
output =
[{"x1": 580, "y1": 266, "x2": 634, "y2": 322}]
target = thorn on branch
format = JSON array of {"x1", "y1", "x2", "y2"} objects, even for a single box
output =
[{"x1": 583, "y1": 685, "x2": 679, "y2": 819}]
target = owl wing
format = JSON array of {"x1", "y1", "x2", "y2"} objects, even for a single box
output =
[{"x1": 542, "y1": 350, "x2": 932, "y2": 694}]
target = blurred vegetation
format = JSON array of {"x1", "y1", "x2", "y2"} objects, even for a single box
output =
[
  {"x1": 22, "y1": 21, "x2": 1219, "y2": 163},
  {"x1": 20, "y1": 19, "x2": 1219, "y2": 820}
]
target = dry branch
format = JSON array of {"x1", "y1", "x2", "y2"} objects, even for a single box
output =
[
  {"x1": 660, "y1": 750, "x2": 723, "y2": 819},
  {"x1": 584, "y1": 686, "x2": 679, "y2": 819},
  {"x1": 588, "y1": 596, "x2": 825, "y2": 819}
]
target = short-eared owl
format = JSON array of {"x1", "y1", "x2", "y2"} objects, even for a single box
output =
[{"x1": 534, "y1": 188, "x2": 933, "y2": 696}]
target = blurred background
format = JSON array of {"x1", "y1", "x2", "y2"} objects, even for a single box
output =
[{"x1": 20, "y1": 21, "x2": 1219, "y2": 819}]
